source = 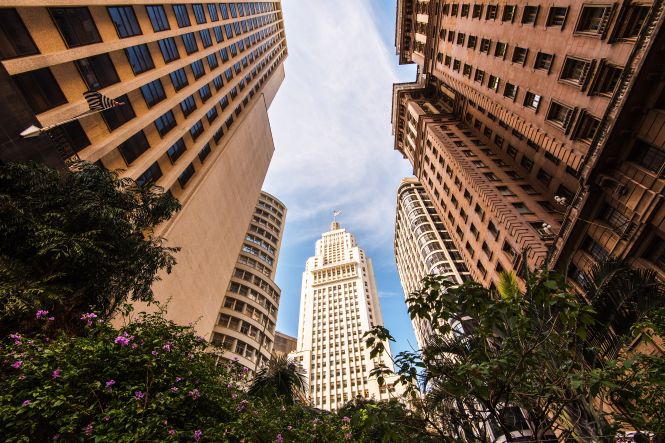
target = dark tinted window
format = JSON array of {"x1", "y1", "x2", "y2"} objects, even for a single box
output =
[
  {"x1": 12, "y1": 68, "x2": 67, "y2": 113},
  {"x1": 199, "y1": 84, "x2": 212, "y2": 102},
  {"x1": 49, "y1": 7, "x2": 101, "y2": 47},
  {"x1": 167, "y1": 138, "x2": 187, "y2": 163},
  {"x1": 118, "y1": 130, "x2": 150, "y2": 165},
  {"x1": 207, "y1": 4, "x2": 219, "y2": 21},
  {"x1": 101, "y1": 94, "x2": 135, "y2": 130},
  {"x1": 220, "y1": 3, "x2": 229, "y2": 19},
  {"x1": 207, "y1": 53, "x2": 219, "y2": 69},
  {"x1": 140, "y1": 79, "x2": 166, "y2": 107},
  {"x1": 180, "y1": 95, "x2": 197, "y2": 116},
  {"x1": 170, "y1": 68, "x2": 189, "y2": 91},
  {"x1": 199, "y1": 143, "x2": 211, "y2": 162},
  {"x1": 60, "y1": 120, "x2": 91, "y2": 153},
  {"x1": 75, "y1": 54, "x2": 119, "y2": 90},
  {"x1": 200, "y1": 29, "x2": 213, "y2": 47},
  {"x1": 146, "y1": 5, "x2": 170, "y2": 32},
  {"x1": 108, "y1": 6, "x2": 142, "y2": 38},
  {"x1": 190, "y1": 120, "x2": 204, "y2": 140},
  {"x1": 172, "y1": 4, "x2": 191, "y2": 27},
  {"x1": 0, "y1": 8, "x2": 39, "y2": 60},
  {"x1": 125, "y1": 44, "x2": 154, "y2": 74},
  {"x1": 192, "y1": 4, "x2": 207, "y2": 24},
  {"x1": 137, "y1": 162, "x2": 162, "y2": 187},
  {"x1": 158, "y1": 37, "x2": 180, "y2": 63},
  {"x1": 213, "y1": 26, "x2": 224, "y2": 42},
  {"x1": 191, "y1": 60, "x2": 205, "y2": 79},
  {"x1": 178, "y1": 163, "x2": 195, "y2": 187},
  {"x1": 155, "y1": 110, "x2": 177, "y2": 136},
  {"x1": 182, "y1": 32, "x2": 198, "y2": 54}
]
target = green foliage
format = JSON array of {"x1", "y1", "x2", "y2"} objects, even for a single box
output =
[
  {"x1": 0, "y1": 312, "x2": 351, "y2": 442},
  {"x1": 248, "y1": 355, "x2": 308, "y2": 405},
  {"x1": 0, "y1": 161, "x2": 181, "y2": 336}
]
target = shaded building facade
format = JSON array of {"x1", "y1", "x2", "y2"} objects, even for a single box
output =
[
  {"x1": 0, "y1": 2, "x2": 288, "y2": 338},
  {"x1": 290, "y1": 219, "x2": 401, "y2": 411},
  {"x1": 211, "y1": 191, "x2": 286, "y2": 371},
  {"x1": 394, "y1": 177, "x2": 470, "y2": 348},
  {"x1": 272, "y1": 331, "x2": 297, "y2": 357},
  {"x1": 393, "y1": 0, "x2": 664, "y2": 290}
]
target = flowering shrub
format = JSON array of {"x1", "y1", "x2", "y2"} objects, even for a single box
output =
[{"x1": 0, "y1": 312, "x2": 353, "y2": 442}]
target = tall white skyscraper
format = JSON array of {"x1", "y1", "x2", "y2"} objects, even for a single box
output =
[{"x1": 290, "y1": 217, "x2": 401, "y2": 411}]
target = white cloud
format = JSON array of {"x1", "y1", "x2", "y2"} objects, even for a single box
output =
[{"x1": 264, "y1": 0, "x2": 416, "y2": 250}]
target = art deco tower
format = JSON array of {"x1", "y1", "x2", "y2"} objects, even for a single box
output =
[
  {"x1": 211, "y1": 190, "x2": 286, "y2": 371},
  {"x1": 291, "y1": 217, "x2": 400, "y2": 411},
  {"x1": 0, "y1": 2, "x2": 288, "y2": 338},
  {"x1": 394, "y1": 177, "x2": 470, "y2": 348}
]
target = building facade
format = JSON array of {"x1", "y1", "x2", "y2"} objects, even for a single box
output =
[
  {"x1": 393, "y1": 0, "x2": 664, "y2": 291},
  {"x1": 272, "y1": 331, "x2": 297, "y2": 357},
  {"x1": 211, "y1": 190, "x2": 286, "y2": 371},
  {"x1": 394, "y1": 177, "x2": 470, "y2": 348},
  {"x1": 0, "y1": 2, "x2": 288, "y2": 338},
  {"x1": 290, "y1": 219, "x2": 400, "y2": 411}
]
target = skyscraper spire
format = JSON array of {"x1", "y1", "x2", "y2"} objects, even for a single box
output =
[{"x1": 330, "y1": 209, "x2": 342, "y2": 230}]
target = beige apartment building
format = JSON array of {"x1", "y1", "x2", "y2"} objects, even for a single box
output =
[
  {"x1": 393, "y1": 1, "x2": 664, "y2": 298},
  {"x1": 0, "y1": 1, "x2": 288, "y2": 339},
  {"x1": 210, "y1": 191, "x2": 286, "y2": 371},
  {"x1": 394, "y1": 177, "x2": 470, "y2": 348},
  {"x1": 272, "y1": 331, "x2": 297, "y2": 357},
  {"x1": 290, "y1": 219, "x2": 401, "y2": 411}
]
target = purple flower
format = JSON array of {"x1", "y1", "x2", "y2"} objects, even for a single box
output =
[
  {"x1": 343, "y1": 416, "x2": 351, "y2": 423},
  {"x1": 22, "y1": 400, "x2": 30, "y2": 407},
  {"x1": 84, "y1": 423, "x2": 93, "y2": 437},
  {"x1": 175, "y1": 377, "x2": 183, "y2": 382},
  {"x1": 276, "y1": 433, "x2": 284, "y2": 443},
  {"x1": 231, "y1": 393, "x2": 237, "y2": 400},
  {"x1": 151, "y1": 350, "x2": 159, "y2": 356},
  {"x1": 170, "y1": 386, "x2": 179, "y2": 393},
  {"x1": 104, "y1": 415, "x2": 110, "y2": 422},
  {"x1": 47, "y1": 317, "x2": 55, "y2": 321},
  {"x1": 162, "y1": 342, "x2": 173, "y2": 352},
  {"x1": 9, "y1": 333, "x2": 22, "y2": 345},
  {"x1": 287, "y1": 425, "x2": 293, "y2": 431},
  {"x1": 168, "y1": 429, "x2": 176, "y2": 438},
  {"x1": 237, "y1": 399, "x2": 248, "y2": 412},
  {"x1": 52, "y1": 434, "x2": 60, "y2": 440},
  {"x1": 131, "y1": 343, "x2": 138, "y2": 349},
  {"x1": 80, "y1": 312, "x2": 97, "y2": 326},
  {"x1": 52, "y1": 368, "x2": 61, "y2": 379},
  {"x1": 35, "y1": 309, "x2": 49, "y2": 319},
  {"x1": 105, "y1": 379, "x2": 116, "y2": 389},
  {"x1": 194, "y1": 429, "x2": 202, "y2": 441},
  {"x1": 188, "y1": 389, "x2": 200, "y2": 400},
  {"x1": 135, "y1": 391, "x2": 144, "y2": 401},
  {"x1": 242, "y1": 367, "x2": 249, "y2": 373},
  {"x1": 344, "y1": 432, "x2": 352, "y2": 441},
  {"x1": 12, "y1": 360, "x2": 22, "y2": 369},
  {"x1": 114, "y1": 333, "x2": 131, "y2": 347}
]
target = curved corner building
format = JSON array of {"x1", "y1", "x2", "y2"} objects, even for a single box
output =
[
  {"x1": 211, "y1": 191, "x2": 286, "y2": 371},
  {"x1": 394, "y1": 177, "x2": 470, "y2": 348}
]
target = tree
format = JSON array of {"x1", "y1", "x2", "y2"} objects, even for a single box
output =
[
  {"x1": 0, "y1": 161, "x2": 180, "y2": 336},
  {"x1": 364, "y1": 267, "x2": 658, "y2": 441},
  {"x1": 248, "y1": 355, "x2": 308, "y2": 405}
]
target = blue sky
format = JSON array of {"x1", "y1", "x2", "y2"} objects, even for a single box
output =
[{"x1": 263, "y1": 0, "x2": 419, "y2": 358}]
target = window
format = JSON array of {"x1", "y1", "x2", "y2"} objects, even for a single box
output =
[
  {"x1": 199, "y1": 143, "x2": 212, "y2": 162},
  {"x1": 534, "y1": 52, "x2": 554, "y2": 71},
  {"x1": 524, "y1": 91, "x2": 541, "y2": 110},
  {"x1": 522, "y1": 5, "x2": 539, "y2": 24},
  {"x1": 480, "y1": 38, "x2": 491, "y2": 53},
  {"x1": 613, "y1": 5, "x2": 649, "y2": 39},
  {"x1": 199, "y1": 84, "x2": 212, "y2": 102},
  {"x1": 520, "y1": 156, "x2": 534, "y2": 172},
  {"x1": 592, "y1": 63, "x2": 622, "y2": 96},
  {"x1": 200, "y1": 29, "x2": 213, "y2": 48},
  {"x1": 182, "y1": 32, "x2": 198, "y2": 54},
  {"x1": 502, "y1": 5, "x2": 517, "y2": 22},
  {"x1": 190, "y1": 120, "x2": 204, "y2": 140},
  {"x1": 544, "y1": 152, "x2": 561, "y2": 166},
  {"x1": 60, "y1": 120, "x2": 91, "y2": 153},
  {"x1": 576, "y1": 5, "x2": 612, "y2": 35},
  {"x1": 506, "y1": 145, "x2": 517, "y2": 158},
  {"x1": 484, "y1": 172, "x2": 499, "y2": 181},
  {"x1": 172, "y1": 4, "x2": 191, "y2": 27},
  {"x1": 521, "y1": 184, "x2": 539, "y2": 195},
  {"x1": 453, "y1": 60, "x2": 461, "y2": 72},
  {"x1": 178, "y1": 163, "x2": 196, "y2": 187},
  {"x1": 0, "y1": 8, "x2": 39, "y2": 60},
  {"x1": 167, "y1": 138, "x2": 187, "y2": 163},
  {"x1": 108, "y1": 6, "x2": 141, "y2": 38},
  {"x1": 180, "y1": 95, "x2": 197, "y2": 117},
  {"x1": 629, "y1": 140, "x2": 665, "y2": 173},
  {"x1": 158, "y1": 37, "x2": 180, "y2": 63},
  {"x1": 118, "y1": 130, "x2": 150, "y2": 164},
  {"x1": 207, "y1": 4, "x2": 219, "y2": 21},
  {"x1": 601, "y1": 204, "x2": 630, "y2": 230},
  {"x1": 546, "y1": 7, "x2": 568, "y2": 27},
  {"x1": 574, "y1": 112, "x2": 600, "y2": 141},
  {"x1": 101, "y1": 94, "x2": 135, "y2": 130},
  {"x1": 146, "y1": 5, "x2": 170, "y2": 32},
  {"x1": 503, "y1": 83, "x2": 517, "y2": 100},
  {"x1": 207, "y1": 53, "x2": 219, "y2": 70},
  {"x1": 206, "y1": 106, "x2": 218, "y2": 123},
  {"x1": 136, "y1": 162, "x2": 162, "y2": 187},
  {"x1": 220, "y1": 3, "x2": 229, "y2": 19},
  {"x1": 13, "y1": 68, "x2": 68, "y2": 114},
  {"x1": 213, "y1": 75, "x2": 223, "y2": 91},
  {"x1": 170, "y1": 68, "x2": 189, "y2": 91},
  {"x1": 191, "y1": 60, "x2": 205, "y2": 79},
  {"x1": 125, "y1": 44, "x2": 154, "y2": 75},
  {"x1": 463, "y1": 64, "x2": 472, "y2": 78},
  {"x1": 468, "y1": 35, "x2": 477, "y2": 49},
  {"x1": 49, "y1": 7, "x2": 101, "y2": 48},
  {"x1": 584, "y1": 237, "x2": 609, "y2": 261},
  {"x1": 457, "y1": 33, "x2": 465, "y2": 45},
  {"x1": 536, "y1": 168, "x2": 553, "y2": 185},
  {"x1": 512, "y1": 47, "x2": 528, "y2": 64},
  {"x1": 560, "y1": 57, "x2": 591, "y2": 85},
  {"x1": 494, "y1": 42, "x2": 507, "y2": 58},
  {"x1": 192, "y1": 4, "x2": 207, "y2": 23},
  {"x1": 488, "y1": 75, "x2": 499, "y2": 91},
  {"x1": 512, "y1": 202, "x2": 532, "y2": 214},
  {"x1": 546, "y1": 101, "x2": 574, "y2": 128},
  {"x1": 474, "y1": 69, "x2": 485, "y2": 84},
  {"x1": 461, "y1": 4, "x2": 470, "y2": 17},
  {"x1": 497, "y1": 186, "x2": 516, "y2": 196},
  {"x1": 473, "y1": 4, "x2": 483, "y2": 18},
  {"x1": 154, "y1": 111, "x2": 177, "y2": 137},
  {"x1": 486, "y1": 5, "x2": 498, "y2": 20},
  {"x1": 140, "y1": 79, "x2": 166, "y2": 108},
  {"x1": 75, "y1": 54, "x2": 119, "y2": 90}
]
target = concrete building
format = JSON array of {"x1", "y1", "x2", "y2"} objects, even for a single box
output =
[
  {"x1": 210, "y1": 190, "x2": 286, "y2": 371},
  {"x1": 0, "y1": 2, "x2": 288, "y2": 339},
  {"x1": 272, "y1": 331, "x2": 297, "y2": 357},
  {"x1": 394, "y1": 177, "x2": 470, "y2": 348},
  {"x1": 393, "y1": 0, "x2": 664, "y2": 292},
  {"x1": 290, "y1": 218, "x2": 401, "y2": 411}
]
